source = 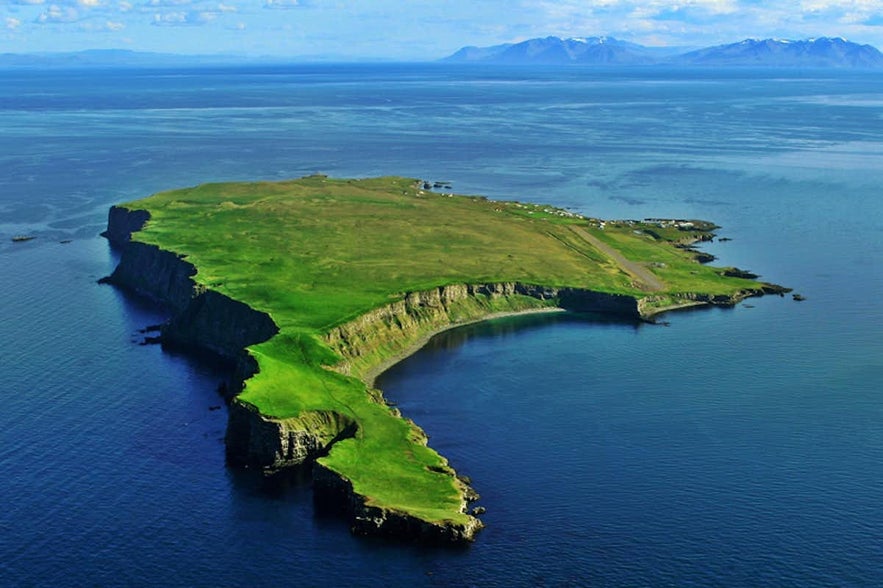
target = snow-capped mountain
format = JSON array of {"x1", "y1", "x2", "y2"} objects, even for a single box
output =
[{"x1": 674, "y1": 37, "x2": 883, "y2": 67}]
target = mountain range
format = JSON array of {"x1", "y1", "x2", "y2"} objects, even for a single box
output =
[
  {"x1": 2, "y1": 37, "x2": 881, "y2": 68},
  {"x1": 444, "y1": 36, "x2": 883, "y2": 68}
]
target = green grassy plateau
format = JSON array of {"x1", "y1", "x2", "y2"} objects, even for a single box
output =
[{"x1": 123, "y1": 175, "x2": 774, "y2": 527}]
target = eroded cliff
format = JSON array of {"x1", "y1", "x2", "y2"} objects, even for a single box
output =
[{"x1": 226, "y1": 402, "x2": 357, "y2": 470}]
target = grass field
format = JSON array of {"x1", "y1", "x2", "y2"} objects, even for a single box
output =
[{"x1": 123, "y1": 175, "x2": 773, "y2": 527}]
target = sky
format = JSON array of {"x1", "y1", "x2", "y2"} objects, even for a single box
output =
[{"x1": 2, "y1": 0, "x2": 883, "y2": 59}]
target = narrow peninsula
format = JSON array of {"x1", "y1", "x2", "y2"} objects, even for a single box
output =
[{"x1": 102, "y1": 175, "x2": 787, "y2": 544}]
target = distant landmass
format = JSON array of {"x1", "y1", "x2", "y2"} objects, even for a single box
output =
[
  {"x1": 445, "y1": 36, "x2": 883, "y2": 68},
  {"x1": 3, "y1": 38, "x2": 881, "y2": 68},
  {"x1": 0, "y1": 49, "x2": 351, "y2": 68},
  {"x1": 0, "y1": 49, "x2": 242, "y2": 68}
]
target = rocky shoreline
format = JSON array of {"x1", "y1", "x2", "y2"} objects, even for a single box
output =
[
  {"x1": 100, "y1": 204, "x2": 784, "y2": 545},
  {"x1": 312, "y1": 461, "x2": 483, "y2": 545}
]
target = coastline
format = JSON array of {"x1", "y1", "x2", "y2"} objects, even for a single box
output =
[
  {"x1": 361, "y1": 307, "x2": 567, "y2": 388},
  {"x1": 100, "y1": 180, "x2": 787, "y2": 545}
]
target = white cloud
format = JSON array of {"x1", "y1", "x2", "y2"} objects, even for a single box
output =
[
  {"x1": 152, "y1": 10, "x2": 186, "y2": 24},
  {"x1": 37, "y1": 4, "x2": 80, "y2": 22},
  {"x1": 801, "y1": 0, "x2": 879, "y2": 10},
  {"x1": 530, "y1": 0, "x2": 740, "y2": 20},
  {"x1": 147, "y1": 0, "x2": 196, "y2": 6},
  {"x1": 5, "y1": 16, "x2": 22, "y2": 28},
  {"x1": 264, "y1": 0, "x2": 301, "y2": 9},
  {"x1": 77, "y1": 17, "x2": 124, "y2": 30},
  {"x1": 800, "y1": 0, "x2": 883, "y2": 26},
  {"x1": 509, "y1": 0, "x2": 883, "y2": 47},
  {"x1": 151, "y1": 8, "x2": 218, "y2": 25}
]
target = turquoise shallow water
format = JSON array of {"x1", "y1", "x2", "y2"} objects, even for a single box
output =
[{"x1": 1, "y1": 64, "x2": 882, "y2": 586}]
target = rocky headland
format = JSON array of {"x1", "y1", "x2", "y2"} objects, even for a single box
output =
[{"x1": 100, "y1": 178, "x2": 787, "y2": 545}]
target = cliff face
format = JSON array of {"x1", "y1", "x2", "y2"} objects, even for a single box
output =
[
  {"x1": 102, "y1": 205, "x2": 150, "y2": 247},
  {"x1": 104, "y1": 207, "x2": 351, "y2": 473},
  {"x1": 162, "y1": 289, "x2": 278, "y2": 361},
  {"x1": 106, "y1": 240, "x2": 201, "y2": 313},
  {"x1": 102, "y1": 207, "x2": 278, "y2": 361},
  {"x1": 104, "y1": 207, "x2": 353, "y2": 471},
  {"x1": 226, "y1": 402, "x2": 357, "y2": 470}
]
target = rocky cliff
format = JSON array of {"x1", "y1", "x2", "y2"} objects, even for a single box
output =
[
  {"x1": 102, "y1": 207, "x2": 200, "y2": 313},
  {"x1": 162, "y1": 289, "x2": 278, "y2": 361},
  {"x1": 102, "y1": 205, "x2": 150, "y2": 247},
  {"x1": 104, "y1": 240, "x2": 201, "y2": 313},
  {"x1": 226, "y1": 402, "x2": 357, "y2": 470},
  {"x1": 101, "y1": 207, "x2": 279, "y2": 393}
]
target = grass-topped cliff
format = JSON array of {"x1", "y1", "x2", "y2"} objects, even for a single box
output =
[{"x1": 110, "y1": 175, "x2": 784, "y2": 541}]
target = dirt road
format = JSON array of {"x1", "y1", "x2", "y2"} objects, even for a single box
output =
[{"x1": 569, "y1": 225, "x2": 665, "y2": 292}]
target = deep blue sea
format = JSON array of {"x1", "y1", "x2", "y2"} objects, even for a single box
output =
[{"x1": 1, "y1": 64, "x2": 882, "y2": 587}]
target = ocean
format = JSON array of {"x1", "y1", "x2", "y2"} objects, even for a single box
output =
[{"x1": 1, "y1": 63, "x2": 881, "y2": 586}]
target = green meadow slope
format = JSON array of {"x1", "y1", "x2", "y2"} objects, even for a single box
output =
[{"x1": 120, "y1": 175, "x2": 780, "y2": 534}]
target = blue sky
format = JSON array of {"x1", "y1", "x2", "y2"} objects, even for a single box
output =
[{"x1": 2, "y1": 1, "x2": 883, "y2": 58}]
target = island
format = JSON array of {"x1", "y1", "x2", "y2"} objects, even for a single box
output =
[{"x1": 101, "y1": 175, "x2": 787, "y2": 544}]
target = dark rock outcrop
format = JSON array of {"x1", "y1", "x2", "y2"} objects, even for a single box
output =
[
  {"x1": 102, "y1": 205, "x2": 150, "y2": 248},
  {"x1": 722, "y1": 267, "x2": 760, "y2": 280}
]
